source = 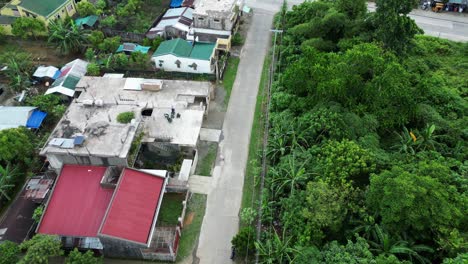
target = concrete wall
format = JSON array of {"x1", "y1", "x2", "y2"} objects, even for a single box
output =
[
  {"x1": 47, "y1": 153, "x2": 128, "y2": 171},
  {"x1": 193, "y1": 11, "x2": 235, "y2": 31},
  {"x1": 152, "y1": 54, "x2": 214, "y2": 74}
]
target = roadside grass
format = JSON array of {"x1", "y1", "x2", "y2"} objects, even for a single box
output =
[
  {"x1": 157, "y1": 193, "x2": 185, "y2": 226},
  {"x1": 239, "y1": 51, "x2": 271, "y2": 226},
  {"x1": 176, "y1": 194, "x2": 207, "y2": 261},
  {"x1": 195, "y1": 142, "x2": 218, "y2": 176},
  {"x1": 222, "y1": 57, "x2": 240, "y2": 107}
]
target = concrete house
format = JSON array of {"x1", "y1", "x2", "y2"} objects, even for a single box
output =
[
  {"x1": 189, "y1": 0, "x2": 242, "y2": 42},
  {"x1": 0, "y1": 0, "x2": 77, "y2": 35},
  {"x1": 37, "y1": 165, "x2": 190, "y2": 261},
  {"x1": 146, "y1": 7, "x2": 194, "y2": 39},
  {"x1": 152, "y1": 38, "x2": 216, "y2": 74},
  {"x1": 40, "y1": 76, "x2": 213, "y2": 171}
]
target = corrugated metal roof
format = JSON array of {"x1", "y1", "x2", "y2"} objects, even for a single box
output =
[
  {"x1": 33, "y1": 66, "x2": 60, "y2": 79},
  {"x1": 99, "y1": 168, "x2": 166, "y2": 244},
  {"x1": 26, "y1": 110, "x2": 47, "y2": 129},
  {"x1": 0, "y1": 106, "x2": 36, "y2": 131},
  {"x1": 75, "y1": 15, "x2": 98, "y2": 28},
  {"x1": 45, "y1": 59, "x2": 88, "y2": 97},
  {"x1": 20, "y1": 0, "x2": 68, "y2": 17},
  {"x1": 190, "y1": 42, "x2": 215, "y2": 60},
  {"x1": 37, "y1": 165, "x2": 114, "y2": 238},
  {"x1": 153, "y1": 38, "x2": 192, "y2": 58}
]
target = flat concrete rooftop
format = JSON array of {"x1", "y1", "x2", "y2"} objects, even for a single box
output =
[
  {"x1": 193, "y1": 0, "x2": 238, "y2": 15},
  {"x1": 41, "y1": 77, "x2": 212, "y2": 157}
]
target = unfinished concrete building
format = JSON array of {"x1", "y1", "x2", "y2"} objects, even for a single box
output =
[
  {"x1": 40, "y1": 76, "x2": 213, "y2": 173},
  {"x1": 189, "y1": 0, "x2": 242, "y2": 42}
]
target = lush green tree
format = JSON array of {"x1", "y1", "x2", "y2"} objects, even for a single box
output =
[
  {"x1": 19, "y1": 234, "x2": 64, "y2": 264},
  {"x1": 111, "y1": 53, "x2": 129, "y2": 68},
  {"x1": 95, "y1": 0, "x2": 107, "y2": 10},
  {"x1": 0, "y1": 51, "x2": 33, "y2": 92},
  {"x1": 130, "y1": 51, "x2": 149, "y2": 69},
  {"x1": 374, "y1": 0, "x2": 422, "y2": 53},
  {"x1": 231, "y1": 226, "x2": 256, "y2": 259},
  {"x1": 87, "y1": 30, "x2": 105, "y2": 49},
  {"x1": 98, "y1": 36, "x2": 120, "y2": 53},
  {"x1": 270, "y1": 154, "x2": 311, "y2": 196},
  {"x1": 26, "y1": 94, "x2": 66, "y2": 121},
  {"x1": 443, "y1": 253, "x2": 468, "y2": 264},
  {"x1": 99, "y1": 15, "x2": 116, "y2": 28},
  {"x1": 336, "y1": 0, "x2": 367, "y2": 19},
  {"x1": 48, "y1": 20, "x2": 87, "y2": 54},
  {"x1": 11, "y1": 17, "x2": 45, "y2": 39},
  {"x1": 367, "y1": 166, "x2": 466, "y2": 234},
  {"x1": 66, "y1": 248, "x2": 102, "y2": 264},
  {"x1": 85, "y1": 48, "x2": 95, "y2": 61},
  {"x1": 316, "y1": 139, "x2": 375, "y2": 186},
  {"x1": 76, "y1": 0, "x2": 97, "y2": 16},
  {"x1": 0, "y1": 163, "x2": 18, "y2": 201},
  {"x1": 0, "y1": 241, "x2": 20, "y2": 264},
  {"x1": 0, "y1": 128, "x2": 37, "y2": 168}
]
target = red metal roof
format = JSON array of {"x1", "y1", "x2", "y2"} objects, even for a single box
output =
[
  {"x1": 100, "y1": 169, "x2": 166, "y2": 244},
  {"x1": 38, "y1": 165, "x2": 113, "y2": 237}
]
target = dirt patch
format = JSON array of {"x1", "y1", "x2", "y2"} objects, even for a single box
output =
[
  {"x1": 0, "y1": 39, "x2": 78, "y2": 67},
  {"x1": 184, "y1": 212, "x2": 195, "y2": 226}
]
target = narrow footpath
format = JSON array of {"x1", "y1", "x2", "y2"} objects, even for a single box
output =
[{"x1": 194, "y1": 7, "x2": 276, "y2": 264}]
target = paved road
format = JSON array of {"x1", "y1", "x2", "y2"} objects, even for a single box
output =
[
  {"x1": 368, "y1": 2, "x2": 468, "y2": 42},
  {"x1": 194, "y1": 5, "x2": 276, "y2": 264}
]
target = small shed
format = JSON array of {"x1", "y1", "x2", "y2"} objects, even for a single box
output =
[
  {"x1": 75, "y1": 15, "x2": 99, "y2": 29},
  {"x1": 33, "y1": 66, "x2": 61, "y2": 80},
  {"x1": 0, "y1": 106, "x2": 47, "y2": 131},
  {"x1": 116, "y1": 43, "x2": 151, "y2": 55}
]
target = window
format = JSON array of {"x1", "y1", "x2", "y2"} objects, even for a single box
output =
[
  {"x1": 67, "y1": 4, "x2": 74, "y2": 11},
  {"x1": 198, "y1": 17, "x2": 204, "y2": 21},
  {"x1": 189, "y1": 63, "x2": 198, "y2": 70},
  {"x1": 62, "y1": 9, "x2": 65, "y2": 13},
  {"x1": 158, "y1": 60, "x2": 164, "y2": 67},
  {"x1": 175, "y1": 60, "x2": 181, "y2": 68},
  {"x1": 213, "y1": 18, "x2": 220, "y2": 23}
]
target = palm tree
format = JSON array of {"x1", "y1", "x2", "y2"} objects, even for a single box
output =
[
  {"x1": 417, "y1": 124, "x2": 438, "y2": 151},
  {"x1": 48, "y1": 20, "x2": 87, "y2": 55},
  {"x1": 368, "y1": 225, "x2": 433, "y2": 264},
  {"x1": 255, "y1": 230, "x2": 298, "y2": 264},
  {"x1": 271, "y1": 154, "x2": 312, "y2": 197},
  {"x1": 0, "y1": 163, "x2": 18, "y2": 201},
  {"x1": 393, "y1": 126, "x2": 416, "y2": 154}
]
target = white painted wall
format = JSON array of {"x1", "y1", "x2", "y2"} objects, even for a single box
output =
[{"x1": 152, "y1": 54, "x2": 214, "y2": 74}]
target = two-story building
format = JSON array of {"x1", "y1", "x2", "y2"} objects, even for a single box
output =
[
  {"x1": 189, "y1": 0, "x2": 242, "y2": 42},
  {"x1": 0, "y1": 0, "x2": 77, "y2": 35}
]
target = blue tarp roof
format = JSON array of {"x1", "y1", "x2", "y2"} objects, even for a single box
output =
[
  {"x1": 26, "y1": 110, "x2": 47, "y2": 129},
  {"x1": 52, "y1": 70, "x2": 61, "y2": 80},
  {"x1": 170, "y1": 0, "x2": 183, "y2": 7}
]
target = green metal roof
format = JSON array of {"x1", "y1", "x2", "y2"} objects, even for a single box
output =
[
  {"x1": 0, "y1": 15, "x2": 17, "y2": 24},
  {"x1": 75, "y1": 15, "x2": 98, "y2": 28},
  {"x1": 19, "y1": 0, "x2": 69, "y2": 17},
  {"x1": 62, "y1": 75, "x2": 81, "y2": 89},
  {"x1": 153, "y1": 38, "x2": 192, "y2": 58},
  {"x1": 189, "y1": 43, "x2": 215, "y2": 60},
  {"x1": 153, "y1": 38, "x2": 215, "y2": 61}
]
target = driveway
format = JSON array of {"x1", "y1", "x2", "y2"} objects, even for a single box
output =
[{"x1": 194, "y1": 5, "x2": 277, "y2": 264}]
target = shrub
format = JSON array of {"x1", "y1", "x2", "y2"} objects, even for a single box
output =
[
  {"x1": 231, "y1": 226, "x2": 256, "y2": 258},
  {"x1": 117, "y1": 112, "x2": 135, "y2": 123},
  {"x1": 232, "y1": 33, "x2": 244, "y2": 46},
  {"x1": 0, "y1": 241, "x2": 19, "y2": 264},
  {"x1": 87, "y1": 63, "x2": 101, "y2": 76}
]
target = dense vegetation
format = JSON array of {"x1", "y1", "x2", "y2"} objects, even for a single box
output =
[{"x1": 234, "y1": 0, "x2": 467, "y2": 263}]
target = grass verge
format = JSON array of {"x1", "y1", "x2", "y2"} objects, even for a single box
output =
[
  {"x1": 239, "y1": 52, "x2": 271, "y2": 224},
  {"x1": 176, "y1": 194, "x2": 207, "y2": 261},
  {"x1": 195, "y1": 142, "x2": 218, "y2": 176},
  {"x1": 222, "y1": 57, "x2": 240, "y2": 107},
  {"x1": 157, "y1": 193, "x2": 185, "y2": 226}
]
